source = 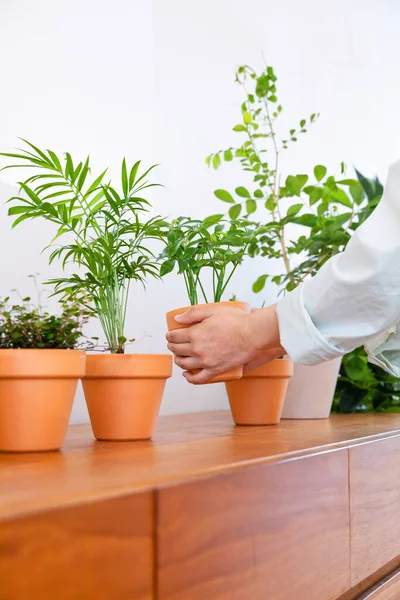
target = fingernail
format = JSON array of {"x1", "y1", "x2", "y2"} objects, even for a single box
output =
[{"x1": 175, "y1": 314, "x2": 183, "y2": 322}]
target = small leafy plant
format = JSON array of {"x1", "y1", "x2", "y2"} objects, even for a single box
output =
[
  {"x1": 0, "y1": 285, "x2": 92, "y2": 349},
  {"x1": 206, "y1": 64, "x2": 365, "y2": 294},
  {"x1": 160, "y1": 216, "x2": 259, "y2": 304},
  {"x1": 1, "y1": 140, "x2": 167, "y2": 353}
]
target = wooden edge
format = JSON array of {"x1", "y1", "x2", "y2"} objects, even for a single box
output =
[
  {"x1": 3, "y1": 431, "x2": 400, "y2": 523},
  {"x1": 337, "y1": 557, "x2": 400, "y2": 600}
]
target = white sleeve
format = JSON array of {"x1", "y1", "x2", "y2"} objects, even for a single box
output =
[{"x1": 276, "y1": 159, "x2": 400, "y2": 373}]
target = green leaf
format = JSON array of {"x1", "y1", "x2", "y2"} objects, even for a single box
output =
[
  {"x1": 292, "y1": 214, "x2": 317, "y2": 227},
  {"x1": 300, "y1": 119, "x2": 306, "y2": 128},
  {"x1": 254, "y1": 189, "x2": 264, "y2": 199},
  {"x1": 160, "y1": 260, "x2": 175, "y2": 277},
  {"x1": 8, "y1": 206, "x2": 32, "y2": 215},
  {"x1": 246, "y1": 199, "x2": 257, "y2": 214},
  {"x1": 229, "y1": 204, "x2": 241, "y2": 220},
  {"x1": 285, "y1": 175, "x2": 301, "y2": 197},
  {"x1": 252, "y1": 275, "x2": 268, "y2": 293},
  {"x1": 233, "y1": 125, "x2": 246, "y2": 132},
  {"x1": 121, "y1": 158, "x2": 128, "y2": 197},
  {"x1": 203, "y1": 214, "x2": 224, "y2": 225},
  {"x1": 350, "y1": 185, "x2": 364, "y2": 205},
  {"x1": 224, "y1": 149, "x2": 233, "y2": 162},
  {"x1": 128, "y1": 161, "x2": 140, "y2": 190},
  {"x1": 287, "y1": 203, "x2": 302, "y2": 217},
  {"x1": 212, "y1": 154, "x2": 221, "y2": 169},
  {"x1": 330, "y1": 188, "x2": 353, "y2": 208},
  {"x1": 296, "y1": 174, "x2": 308, "y2": 188},
  {"x1": 310, "y1": 187, "x2": 323, "y2": 205},
  {"x1": 314, "y1": 165, "x2": 327, "y2": 182},
  {"x1": 243, "y1": 111, "x2": 252, "y2": 124},
  {"x1": 337, "y1": 179, "x2": 361, "y2": 187},
  {"x1": 214, "y1": 189, "x2": 235, "y2": 203},
  {"x1": 269, "y1": 95, "x2": 277, "y2": 102},
  {"x1": 235, "y1": 186, "x2": 250, "y2": 198}
]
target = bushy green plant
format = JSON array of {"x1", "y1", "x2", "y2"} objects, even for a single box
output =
[
  {"x1": 0, "y1": 285, "x2": 92, "y2": 349},
  {"x1": 1, "y1": 140, "x2": 167, "y2": 353},
  {"x1": 160, "y1": 215, "x2": 260, "y2": 304},
  {"x1": 206, "y1": 64, "x2": 365, "y2": 294}
]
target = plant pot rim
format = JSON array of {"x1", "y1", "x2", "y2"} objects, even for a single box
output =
[
  {"x1": 84, "y1": 353, "x2": 173, "y2": 379},
  {"x1": 242, "y1": 358, "x2": 293, "y2": 379},
  {"x1": 0, "y1": 348, "x2": 86, "y2": 379}
]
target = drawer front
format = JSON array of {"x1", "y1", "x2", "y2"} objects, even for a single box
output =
[
  {"x1": 359, "y1": 570, "x2": 400, "y2": 599},
  {"x1": 0, "y1": 492, "x2": 153, "y2": 600},
  {"x1": 350, "y1": 436, "x2": 400, "y2": 585},
  {"x1": 158, "y1": 450, "x2": 350, "y2": 600}
]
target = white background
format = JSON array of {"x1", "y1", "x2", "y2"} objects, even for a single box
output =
[{"x1": 1, "y1": 0, "x2": 400, "y2": 422}]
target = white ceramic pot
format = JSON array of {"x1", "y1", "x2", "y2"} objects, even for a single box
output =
[{"x1": 281, "y1": 357, "x2": 342, "y2": 419}]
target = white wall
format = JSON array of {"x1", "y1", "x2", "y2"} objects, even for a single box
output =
[{"x1": 1, "y1": 0, "x2": 400, "y2": 421}]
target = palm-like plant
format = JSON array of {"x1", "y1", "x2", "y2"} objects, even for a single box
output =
[{"x1": 1, "y1": 140, "x2": 167, "y2": 353}]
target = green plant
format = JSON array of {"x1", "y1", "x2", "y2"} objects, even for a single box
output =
[
  {"x1": 159, "y1": 215, "x2": 259, "y2": 304},
  {"x1": 0, "y1": 282, "x2": 92, "y2": 349},
  {"x1": 332, "y1": 347, "x2": 400, "y2": 413},
  {"x1": 207, "y1": 64, "x2": 365, "y2": 294},
  {"x1": 1, "y1": 140, "x2": 167, "y2": 353}
]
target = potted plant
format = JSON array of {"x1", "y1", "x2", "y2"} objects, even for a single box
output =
[
  {"x1": 1, "y1": 141, "x2": 172, "y2": 440},
  {"x1": 0, "y1": 283, "x2": 87, "y2": 452},
  {"x1": 207, "y1": 64, "x2": 366, "y2": 419},
  {"x1": 161, "y1": 215, "x2": 255, "y2": 383}
]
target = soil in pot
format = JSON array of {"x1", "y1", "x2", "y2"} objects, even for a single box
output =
[
  {"x1": 82, "y1": 353, "x2": 172, "y2": 441},
  {"x1": 166, "y1": 301, "x2": 250, "y2": 384},
  {"x1": 0, "y1": 349, "x2": 85, "y2": 452},
  {"x1": 225, "y1": 358, "x2": 293, "y2": 425}
]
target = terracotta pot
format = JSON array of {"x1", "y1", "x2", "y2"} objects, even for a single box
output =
[
  {"x1": 166, "y1": 301, "x2": 250, "y2": 384},
  {"x1": 83, "y1": 354, "x2": 172, "y2": 441},
  {"x1": 282, "y1": 358, "x2": 342, "y2": 419},
  {"x1": 0, "y1": 349, "x2": 85, "y2": 453},
  {"x1": 226, "y1": 358, "x2": 293, "y2": 425}
]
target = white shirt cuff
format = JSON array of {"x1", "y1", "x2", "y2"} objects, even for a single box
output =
[{"x1": 276, "y1": 282, "x2": 344, "y2": 365}]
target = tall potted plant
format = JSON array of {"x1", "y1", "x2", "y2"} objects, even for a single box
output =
[
  {"x1": 207, "y1": 64, "x2": 366, "y2": 418},
  {"x1": 0, "y1": 285, "x2": 87, "y2": 452},
  {"x1": 1, "y1": 141, "x2": 172, "y2": 440}
]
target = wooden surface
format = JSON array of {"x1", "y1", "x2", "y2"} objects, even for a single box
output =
[
  {"x1": 1, "y1": 412, "x2": 400, "y2": 600},
  {"x1": 0, "y1": 493, "x2": 153, "y2": 600},
  {"x1": 158, "y1": 450, "x2": 350, "y2": 600},
  {"x1": 1, "y1": 412, "x2": 400, "y2": 521},
  {"x1": 359, "y1": 569, "x2": 400, "y2": 599},
  {"x1": 350, "y1": 436, "x2": 400, "y2": 585}
]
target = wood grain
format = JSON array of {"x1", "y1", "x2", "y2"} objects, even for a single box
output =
[
  {"x1": 359, "y1": 569, "x2": 400, "y2": 599},
  {"x1": 1, "y1": 413, "x2": 400, "y2": 521},
  {"x1": 0, "y1": 492, "x2": 153, "y2": 600},
  {"x1": 158, "y1": 449, "x2": 350, "y2": 600},
  {"x1": 350, "y1": 436, "x2": 400, "y2": 585}
]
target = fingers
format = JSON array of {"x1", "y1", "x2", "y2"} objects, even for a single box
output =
[
  {"x1": 166, "y1": 328, "x2": 191, "y2": 344},
  {"x1": 174, "y1": 305, "x2": 213, "y2": 326},
  {"x1": 173, "y1": 356, "x2": 200, "y2": 370},
  {"x1": 167, "y1": 342, "x2": 192, "y2": 356},
  {"x1": 183, "y1": 368, "x2": 215, "y2": 384}
]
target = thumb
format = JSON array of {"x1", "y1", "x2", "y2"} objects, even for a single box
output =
[{"x1": 175, "y1": 305, "x2": 213, "y2": 325}]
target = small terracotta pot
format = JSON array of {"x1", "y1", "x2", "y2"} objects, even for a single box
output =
[
  {"x1": 82, "y1": 354, "x2": 172, "y2": 441},
  {"x1": 0, "y1": 349, "x2": 85, "y2": 452},
  {"x1": 166, "y1": 301, "x2": 250, "y2": 384},
  {"x1": 225, "y1": 358, "x2": 293, "y2": 425}
]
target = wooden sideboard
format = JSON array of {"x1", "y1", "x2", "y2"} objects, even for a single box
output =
[{"x1": 1, "y1": 412, "x2": 400, "y2": 600}]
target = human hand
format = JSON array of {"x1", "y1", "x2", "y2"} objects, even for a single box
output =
[{"x1": 166, "y1": 303, "x2": 284, "y2": 384}]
